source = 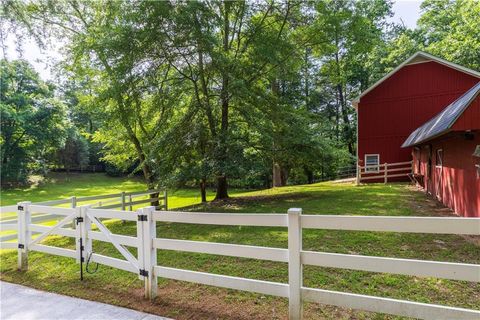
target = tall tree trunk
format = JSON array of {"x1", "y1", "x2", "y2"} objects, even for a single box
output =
[
  {"x1": 273, "y1": 161, "x2": 282, "y2": 187},
  {"x1": 128, "y1": 132, "x2": 159, "y2": 207},
  {"x1": 305, "y1": 167, "x2": 314, "y2": 184},
  {"x1": 216, "y1": 175, "x2": 228, "y2": 199},
  {"x1": 200, "y1": 179, "x2": 207, "y2": 203},
  {"x1": 337, "y1": 83, "x2": 354, "y2": 155},
  {"x1": 280, "y1": 167, "x2": 289, "y2": 186},
  {"x1": 215, "y1": 1, "x2": 231, "y2": 200},
  {"x1": 334, "y1": 46, "x2": 354, "y2": 156}
]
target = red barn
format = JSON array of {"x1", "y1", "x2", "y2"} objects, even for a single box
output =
[
  {"x1": 402, "y1": 82, "x2": 480, "y2": 217},
  {"x1": 353, "y1": 51, "x2": 480, "y2": 217}
]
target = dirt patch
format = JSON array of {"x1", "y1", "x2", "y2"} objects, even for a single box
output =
[
  {"x1": 63, "y1": 280, "x2": 378, "y2": 320},
  {"x1": 406, "y1": 185, "x2": 480, "y2": 246}
]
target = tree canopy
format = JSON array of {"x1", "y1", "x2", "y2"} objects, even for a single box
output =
[{"x1": 2, "y1": 0, "x2": 479, "y2": 197}]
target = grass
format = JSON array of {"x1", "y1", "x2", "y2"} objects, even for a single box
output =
[
  {"x1": 0, "y1": 172, "x2": 237, "y2": 208},
  {"x1": 1, "y1": 174, "x2": 479, "y2": 319}
]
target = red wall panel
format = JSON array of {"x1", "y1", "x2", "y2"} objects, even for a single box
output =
[
  {"x1": 358, "y1": 61, "x2": 479, "y2": 166},
  {"x1": 452, "y1": 94, "x2": 480, "y2": 131}
]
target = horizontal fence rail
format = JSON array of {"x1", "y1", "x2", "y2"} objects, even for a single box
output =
[
  {"x1": 301, "y1": 287, "x2": 478, "y2": 320},
  {"x1": 301, "y1": 215, "x2": 480, "y2": 234},
  {"x1": 153, "y1": 211, "x2": 288, "y2": 227},
  {"x1": 301, "y1": 251, "x2": 480, "y2": 282},
  {"x1": 154, "y1": 238, "x2": 289, "y2": 262},
  {"x1": 155, "y1": 266, "x2": 290, "y2": 298},
  {"x1": 357, "y1": 160, "x2": 413, "y2": 184},
  {"x1": 4, "y1": 203, "x2": 480, "y2": 320}
]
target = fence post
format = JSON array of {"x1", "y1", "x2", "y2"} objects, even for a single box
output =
[
  {"x1": 129, "y1": 194, "x2": 133, "y2": 211},
  {"x1": 75, "y1": 206, "x2": 82, "y2": 264},
  {"x1": 356, "y1": 165, "x2": 361, "y2": 185},
  {"x1": 121, "y1": 192, "x2": 126, "y2": 211},
  {"x1": 82, "y1": 206, "x2": 92, "y2": 256},
  {"x1": 163, "y1": 189, "x2": 168, "y2": 210},
  {"x1": 141, "y1": 206, "x2": 157, "y2": 300},
  {"x1": 288, "y1": 208, "x2": 302, "y2": 320},
  {"x1": 120, "y1": 192, "x2": 126, "y2": 224},
  {"x1": 136, "y1": 208, "x2": 145, "y2": 283},
  {"x1": 384, "y1": 163, "x2": 388, "y2": 184},
  {"x1": 71, "y1": 196, "x2": 77, "y2": 229},
  {"x1": 17, "y1": 201, "x2": 31, "y2": 271}
]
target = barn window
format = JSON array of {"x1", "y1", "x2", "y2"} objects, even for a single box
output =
[
  {"x1": 365, "y1": 154, "x2": 379, "y2": 172},
  {"x1": 436, "y1": 149, "x2": 443, "y2": 167}
]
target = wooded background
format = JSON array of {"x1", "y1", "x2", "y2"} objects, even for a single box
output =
[{"x1": 1, "y1": 0, "x2": 479, "y2": 200}]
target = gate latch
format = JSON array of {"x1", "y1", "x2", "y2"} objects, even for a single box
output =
[
  {"x1": 139, "y1": 269, "x2": 149, "y2": 277},
  {"x1": 138, "y1": 215, "x2": 148, "y2": 221},
  {"x1": 75, "y1": 217, "x2": 84, "y2": 225}
]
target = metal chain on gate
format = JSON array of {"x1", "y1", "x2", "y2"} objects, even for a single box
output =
[{"x1": 85, "y1": 251, "x2": 99, "y2": 274}]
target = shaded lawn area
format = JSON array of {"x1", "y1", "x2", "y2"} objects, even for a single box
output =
[
  {"x1": 1, "y1": 179, "x2": 479, "y2": 319},
  {"x1": 0, "y1": 172, "x2": 238, "y2": 209}
]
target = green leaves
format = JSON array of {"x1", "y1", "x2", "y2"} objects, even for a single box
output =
[{"x1": 0, "y1": 59, "x2": 67, "y2": 185}]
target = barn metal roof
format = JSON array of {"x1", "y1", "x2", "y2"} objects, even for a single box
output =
[{"x1": 402, "y1": 81, "x2": 480, "y2": 148}]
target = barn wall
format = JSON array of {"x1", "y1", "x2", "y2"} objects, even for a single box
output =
[
  {"x1": 413, "y1": 132, "x2": 480, "y2": 217},
  {"x1": 357, "y1": 61, "x2": 479, "y2": 167},
  {"x1": 452, "y1": 93, "x2": 480, "y2": 131}
]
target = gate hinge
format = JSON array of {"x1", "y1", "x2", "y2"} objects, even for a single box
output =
[
  {"x1": 75, "y1": 217, "x2": 84, "y2": 225},
  {"x1": 17, "y1": 205, "x2": 24, "y2": 211},
  {"x1": 139, "y1": 269, "x2": 149, "y2": 277},
  {"x1": 18, "y1": 244, "x2": 24, "y2": 249},
  {"x1": 138, "y1": 215, "x2": 148, "y2": 221}
]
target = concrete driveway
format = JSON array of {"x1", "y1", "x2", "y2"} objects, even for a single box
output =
[{"x1": 0, "y1": 281, "x2": 171, "y2": 320}]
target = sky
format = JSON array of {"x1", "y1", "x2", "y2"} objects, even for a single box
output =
[{"x1": 2, "y1": 0, "x2": 423, "y2": 81}]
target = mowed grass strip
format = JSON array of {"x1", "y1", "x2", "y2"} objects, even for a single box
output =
[{"x1": 1, "y1": 175, "x2": 479, "y2": 319}]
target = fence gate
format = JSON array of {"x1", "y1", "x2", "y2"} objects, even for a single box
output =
[{"x1": 83, "y1": 208, "x2": 141, "y2": 275}]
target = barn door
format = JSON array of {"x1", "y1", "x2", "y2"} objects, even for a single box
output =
[{"x1": 435, "y1": 149, "x2": 443, "y2": 200}]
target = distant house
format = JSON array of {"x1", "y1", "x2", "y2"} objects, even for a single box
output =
[{"x1": 354, "y1": 51, "x2": 480, "y2": 217}]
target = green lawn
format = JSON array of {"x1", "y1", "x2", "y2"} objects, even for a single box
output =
[
  {"x1": 0, "y1": 172, "x2": 234, "y2": 208},
  {"x1": 1, "y1": 174, "x2": 479, "y2": 319}
]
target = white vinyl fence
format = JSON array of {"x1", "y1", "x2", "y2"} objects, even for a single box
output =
[
  {"x1": 4, "y1": 203, "x2": 480, "y2": 320},
  {"x1": 0, "y1": 189, "x2": 166, "y2": 244}
]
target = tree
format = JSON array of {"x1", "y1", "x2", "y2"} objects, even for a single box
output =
[
  {"x1": 54, "y1": 127, "x2": 89, "y2": 172},
  {"x1": 149, "y1": 1, "x2": 297, "y2": 198},
  {"x1": 418, "y1": 0, "x2": 480, "y2": 70},
  {"x1": 0, "y1": 59, "x2": 66, "y2": 186},
  {"x1": 307, "y1": 0, "x2": 393, "y2": 155}
]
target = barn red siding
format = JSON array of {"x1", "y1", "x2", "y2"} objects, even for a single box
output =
[
  {"x1": 413, "y1": 132, "x2": 480, "y2": 217},
  {"x1": 452, "y1": 94, "x2": 480, "y2": 131},
  {"x1": 357, "y1": 61, "x2": 479, "y2": 166}
]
